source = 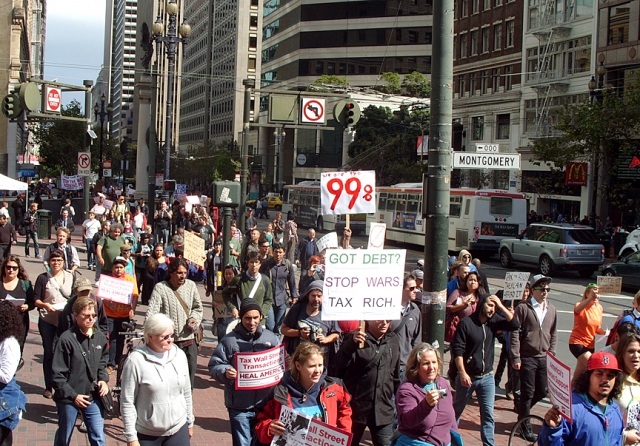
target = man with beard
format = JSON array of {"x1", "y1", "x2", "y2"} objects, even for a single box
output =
[
  {"x1": 451, "y1": 294, "x2": 519, "y2": 446},
  {"x1": 539, "y1": 351, "x2": 630, "y2": 446}
]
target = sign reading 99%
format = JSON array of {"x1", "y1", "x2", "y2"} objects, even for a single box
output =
[{"x1": 320, "y1": 170, "x2": 376, "y2": 215}]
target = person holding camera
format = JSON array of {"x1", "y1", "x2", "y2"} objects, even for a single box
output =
[
  {"x1": 451, "y1": 294, "x2": 519, "y2": 446},
  {"x1": 395, "y1": 342, "x2": 459, "y2": 446},
  {"x1": 298, "y1": 255, "x2": 324, "y2": 296}
]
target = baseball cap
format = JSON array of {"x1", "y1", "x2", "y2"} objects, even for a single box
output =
[
  {"x1": 140, "y1": 233, "x2": 151, "y2": 240},
  {"x1": 120, "y1": 244, "x2": 132, "y2": 253},
  {"x1": 587, "y1": 351, "x2": 620, "y2": 371},
  {"x1": 411, "y1": 269, "x2": 424, "y2": 280},
  {"x1": 112, "y1": 256, "x2": 128, "y2": 266},
  {"x1": 530, "y1": 274, "x2": 552, "y2": 288},
  {"x1": 74, "y1": 277, "x2": 93, "y2": 292}
]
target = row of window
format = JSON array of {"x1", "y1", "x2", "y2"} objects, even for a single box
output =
[
  {"x1": 457, "y1": 21, "x2": 515, "y2": 59},
  {"x1": 455, "y1": 0, "x2": 515, "y2": 19},
  {"x1": 469, "y1": 114, "x2": 511, "y2": 140},
  {"x1": 456, "y1": 66, "x2": 515, "y2": 97},
  {"x1": 298, "y1": 57, "x2": 432, "y2": 76}
]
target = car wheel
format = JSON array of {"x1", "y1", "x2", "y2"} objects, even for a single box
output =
[
  {"x1": 578, "y1": 269, "x2": 595, "y2": 279},
  {"x1": 603, "y1": 269, "x2": 616, "y2": 277},
  {"x1": 539, "y1": 255, "x2": 554, "y2": 276},
  {"x1": 275, "y1": 205, "x2": 282, "y2": 211},
  {"x1": 316, "y1": 217, "x2": 324, "y2": 231},
  {"x1": 500, "y1": 248, "x2": 513, "y2": 268}
]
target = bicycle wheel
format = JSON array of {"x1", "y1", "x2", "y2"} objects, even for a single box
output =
[{"x1": 508, "y1": 414, "x2": 544, "y2": 446}]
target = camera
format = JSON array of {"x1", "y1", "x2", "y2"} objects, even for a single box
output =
[
  {"x1": 437, "y1": 388, "x2": 447, "y2": 398},
  {"x1": 309, "y1": 325, "x2": 321, "y2": 342}
]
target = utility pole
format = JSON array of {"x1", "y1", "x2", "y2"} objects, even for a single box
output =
[
  {"x1": 148, "y1": 62, "x2": 159, "y2": 218},
  {"x1": 422, "y1": 0, "x2": 454, "y2": 355},
  {"x1": 240, "y1": 78, "x2": 255, "y2": 231},
  {"x1": 83, "y1": 80, "x2": 93, "y2": 218}
]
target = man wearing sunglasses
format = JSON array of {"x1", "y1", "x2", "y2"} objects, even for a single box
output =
[{"x1": 510, "y1": 274, "x2": 557, "y2": 442}]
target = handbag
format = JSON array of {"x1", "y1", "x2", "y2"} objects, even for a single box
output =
[{"x1": 172, "y1": 289, "x2": 205, "y2": 349}]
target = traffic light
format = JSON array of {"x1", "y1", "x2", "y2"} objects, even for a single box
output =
[
  {"x1": 2, "y1": 91, "x2": 22, "y2": 119},
  {"x1": 334, "y1": 100, "x2": 361, "y2": 128},
  {"x1": 164, "y1": 180, "x2": 176, "y2": 192},
  {"x1": 2, "y1": 82, "x2": 41, "y2": 119}
]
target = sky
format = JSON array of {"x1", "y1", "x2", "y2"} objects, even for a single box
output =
[{"x1": 43, "y1": 0, "x2": 107, "y2": 107}]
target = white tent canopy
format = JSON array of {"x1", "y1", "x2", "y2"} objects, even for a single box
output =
[{"x1": 0, "y1": 174, "x2": 28, "y2": 191}]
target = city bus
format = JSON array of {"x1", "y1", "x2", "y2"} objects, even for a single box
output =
[
  {"x1": 281, "y1": 182, "x2": 367, "y2": 233},
  {"x1": 366, "y1": 183, "x2": 528, "y2": 255}
]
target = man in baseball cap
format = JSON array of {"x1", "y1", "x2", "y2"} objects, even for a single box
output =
[
  {"x1": 56, "y1": 277, "x2": 108, "y2": 337},
  {"x1": 530, "y1": 274, "x2": 552, "y2": 289},
  {"x1": 540, "y1": 350, "x2": 629, "y2": 445}
]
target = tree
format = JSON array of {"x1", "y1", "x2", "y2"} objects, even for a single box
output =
[
  {"x1": 402, "y1": 71, "x2": 431, "y2": 98},
  {"x1": 376, "y1": 72, "x2": 401, "y2": 94},
  {"x1": 173, "y1": 140, "x2": 240, "y2": 189},
  {"x1": 307, "y1": 75, "x2": 349, "y2": 92}
]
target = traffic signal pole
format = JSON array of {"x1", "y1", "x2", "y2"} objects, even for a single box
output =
[
  {"x1": 422, "y1": 0, "x2": 454, "y2": 356},
  {"x1": 83, "y1": 80, "x2": 93, "y2": 218}
]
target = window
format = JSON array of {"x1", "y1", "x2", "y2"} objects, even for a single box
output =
[
  {"x1": 450, "y1": 196, "x2": 462, "y2": 217},
  {"x1": 495, "y1": 0, "x2": 503, "y2": 6},
  {"x1": 396, "y1": 29, "x2": 402, "y2": 41},
  {"x1": 482, "y1": 27, "x2": 489, "y2": 52},
  {"x1": 315, "y1": 61, "x2": 323, "y2": 74},
  {"x1": 505, "y1": 65, "x2": 513, "y2": 90},
  {"x1": 409, "y1": 30, "x2": 418, "y2": 42},
  {"x1": 472, "y1": 0, "x2": 479, "y2": 13},
  {"x1": 609, "y1": 4, "x2": 630, "y2": 44},
  {"x1": 249, "y1": 34, "x2": 257, "y2": 51},
  {"x1": 484, "y1": 0, "x2": 491, "y2": 10},
  {"x1": 492, "y1": 68, "x2": 500, "y2": 92},
  {"x1": 469, "y1": 74, "x2": 477, "y2": 96},
  {"x1": 490, "y1": 197, "x2": 513, "y2": 215},
  {"x1": 493, "y1": 23, "x2": 502, "y2": 50},
  {"x1": 506, "y1": 20, "x2": 515, "y2": 47},
  {"x1": 472, "y1": 116, "x2": 484, "y2": 140},
  {"x1": 328, "y1": 62, "x2": 335, "y2": 74},
  {"x1": 496, "y1": 114, "x2": 510, "y2": 139},
  {"x1": 250, "y1": 14, "x2": 258, "y2": 29},
  {"x1": 248, "y1": 55, "x2": 257, "y2": 71},
  {"x1": 461, "y1": 0, "x2": 469, "y2": 16},
  {"x1": 471, "y1": 30, "x2": 478, "y2": 55},
  {"x1": 459, "y1": 76, "x2": 466, "y2": 97},
  {"x1": 460, "y1": 33, "x2": 467, "y2": 58},
  {"x1": 481, "y1": 70, "x2": 489, "y2": 94}
]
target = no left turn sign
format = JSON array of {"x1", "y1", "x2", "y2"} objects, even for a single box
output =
[{"x1": 301, "y1": 98, "x2": 325, "y2": 124}]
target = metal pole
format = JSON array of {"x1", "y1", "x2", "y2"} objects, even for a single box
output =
[
  {"x1": 222, "y1": 207, "x2": 231, "y2": 268},
  {"x1": 240, "y1": 78, "x2": 255, "y2": 231},
  {"x1": 83, "y1": 80, "x2": 93, "y2": 218},
  {"x1": 422, "y1": 0, "x2": 454, "y2": 356},
  {"x1": 148, "y1": 62, "x2": 159, "y2": 219},
  {"x1": 98, "y1": 114, "x2": 104, "y2": 180},
  {"x1": 162, "y1": 12, "x2": 178, "y2": 182},
  {"x1": 277, "y1": 128, "x2": 285, "y2": 192}
]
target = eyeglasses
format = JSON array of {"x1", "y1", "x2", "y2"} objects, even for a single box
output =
[
  {"x1": 157, "y1": 333, "x2": 175, "y2": 341},
  {"x1": 79, "y1": 313, "x2": 97, "y2": 319},
  {"x1": 4, "y1": 265, "x2": 18, "y2": 271},
  {"x1": 534, "y1": 287, "x2": 551, "y2": 293},
  {"x1": 462, "y1": 255, "x2": 471, "y2": 259},
  {"x1": 406, "y1": 286, "x2": 416, "y2": 291},
  {"x1": 122, "y1": 250, "x2": 132, "y2": 253}
]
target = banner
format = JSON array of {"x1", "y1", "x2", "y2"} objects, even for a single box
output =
[
  {"x1": 597, "y1": 275, "x2": 623, "y2": 294},
  {"x1": 320, "y1": 171, "x2": 376, "y2": 215},
  {"x1": 503, "y1": 272, "x2": 530, "y2": 302},
  {"x1": 235, "y1": 344, "x2": 286, "y2": 390},
  {"x1": 547, "y1": 352, "x2": 572, "y2": 422},
  {"x1": 60, "y1": 175, "x2": 84, "y2": 191},
  {"x1": 96, "y1": 275, "x2": 135, "y2": 305},
  {"x1": 316, "y1": 232, "x2": 338, "y2": 252},
  {"x1": 322, "y1": 249, "x2": 406, "y2": 321},
  {"x1": 184, "y1": 231, "x2": 205, "y2": 268}
]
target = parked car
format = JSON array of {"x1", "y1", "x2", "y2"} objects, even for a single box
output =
[
  {"x1": 499, "y1": 223, "x2": 605, "y2": 278},
  {"x1": 602, "y1": 250, "x2": 640, "y2": 290}
]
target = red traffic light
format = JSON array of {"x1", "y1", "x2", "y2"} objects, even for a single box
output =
[
  {"x1": 346, "y1": 103, "x2": 355, "y2": 109},
  {"x1": 164, "y1": 180, "x2": 176, "y2": 192}
]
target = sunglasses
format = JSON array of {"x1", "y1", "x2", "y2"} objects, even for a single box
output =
[
  {"x1": 534, "y1": 287, "x2": 551, "y2": 292},
  {"x1": 122, "y1": 250, "x2": 132, "y2": 253},
  {"x1": 4, "y1": 265, "x2": 18, "y2": 271},
  {"x1": 79, "y1": 313, "x2": 97, "y2": 319},
  {"x1": 406, "y1": 286, "x2": 417, "y2": 291},
  {"x1": 158, "y1": 333, "x2": 176, "y2": 341},
  {"x1": 462, "y1": 255, "x2": 471, "y2": 259}
]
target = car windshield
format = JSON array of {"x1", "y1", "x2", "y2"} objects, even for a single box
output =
[{"x1": 566, "y1": 229, "x2": 601, "y2": 245}]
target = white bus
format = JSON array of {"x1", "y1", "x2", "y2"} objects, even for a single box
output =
[
  {"x1": 366, "y1": 183, "x2": 528, "y2": 255},
  {"x1": 282, "y1": 182, "x2": 367, "y2": 233}
]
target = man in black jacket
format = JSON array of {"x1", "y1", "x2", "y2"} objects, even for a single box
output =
[
  {"x1": 260, "y1": 241, "x2": 298, "y2": 335},
  {"x1": 295, "y1": 228, "x2": 319, "y2": 275},
  {"x1": 332, "y1": 319, "x2": 400, "y2": 446},
  {"x1": 451, "y1": 294, "x2": 519, "y2": 446},
  {"x1": 0, "y1": 214, "x2": 17, "y2": 259}
]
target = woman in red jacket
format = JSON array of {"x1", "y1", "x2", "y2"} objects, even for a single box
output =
[{"x1": 255, "y1": 343, "x2": 352, "y2": 443}]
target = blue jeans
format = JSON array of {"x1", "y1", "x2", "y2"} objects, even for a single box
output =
[
  {"x1": 266, "y1": 302, "x2": 287, "y2": 336},
  {"x1": 453, "y1": 373, "x2": 495, "y2": 446},
  {"x1": 85, "y1": 238, "x2": 95, "y2": 266},
  {"x1": 24, "y1": 230, "x2": 39, "y2": 256},
  {"x1": 55, "y1": 400, "x2": 105, "y2": 446},
  {"x1": 107, "y1": 316, "x2": 128, "y2": 368},
  {"x1": 38, "y1": 318, "x2": 57, "y2": 391},
  {"x1": 228, "y1": 408, "x2": 256, "y2": 446}
]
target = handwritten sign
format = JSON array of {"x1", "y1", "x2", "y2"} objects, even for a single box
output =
[
  {"x1": 597, "y1": 275, "x2": 623, "y2": 294},
  {"x1": 547, "y1": 352, "x2": 572, "y2": 422},
  {"x1": 272, "y1": 406, "x2": 352, "y2": 446},
  {"x1": 103, "y1": 199, "x2": 114, "y2": 210},
  {"x1": 184, "y1": 231, "x2": 205, "y2": 268},
  {"x1": 322, "y1": 249, "x2": 406, "y2": 321},
  {"x1": 320, "y1": 171, "x2": 376, "y2": 215},
  {"x1": 213, "y1": 290, "x2": 232, "y2": 319},
  {"x1": 503, "y1": 272, "x2": 531, "y2": 301},
  {"x1": 60, "y1": 175, "x2": 84, "y2": 191},
  {"x1": 235, "y1": 344, "x2": 286, "y2": 390},
  {"x1": 316, "y1": 232, "x2": 338, "y2": 252},
  {"x1": 368, "y1": 222, "x2": 387, "y2": 249},
  {"x1": 96, "y1": 275, "x2": 135, "y2": 305}
]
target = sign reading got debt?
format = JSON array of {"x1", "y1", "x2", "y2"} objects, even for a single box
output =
[{"x1": 321, "y1": 249, "x2": 406, "y2": 321}]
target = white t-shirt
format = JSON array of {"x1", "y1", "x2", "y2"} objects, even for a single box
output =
[
  {"x1": 83, "y1": 218, "x2": 102, "y2": 239},
  {"x1": 0, "y1": 336, "x2": 20, "y2": 384}
]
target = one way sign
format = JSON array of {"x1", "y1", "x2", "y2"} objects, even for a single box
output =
[{"x1": 78, "y1": 152, "x2": 91, "y2": 176}]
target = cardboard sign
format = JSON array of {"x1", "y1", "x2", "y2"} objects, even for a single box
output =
[
  {"x1": 184, "y1": 231, "x2": 205, "y2": 268},
  {"x1": 213, "y1": 290, "x2": 232, "y2": 319},
  {"x1": 503, "y1": 272, "x2": 531, "y2": 302},
  {"x1": 96, "y1": 275, "x2": 134, "y2": 305},
  {"x1": 235, "y1": 344, "x2": 286, "y2": 390},
  {"x1": 322, "y1": 249, "x2": 406, "y2": 321},
  {"x1": 547, "y1": 352, "x2": 572, "y2": 422},
  {"x1": 597, "y1": 276, "x2": 623, "y2": 294},
  {"x1": 316, "y1": 232, "x2": 338, "y2": 252},
  {"x1": 272, "y1": 406, "x2": 352, "y2": 446},
  {"x1": 368, "y1": 222, "x2": 386, "y2": 249},
  {"x1": 320, "y1": 171, "x2": 376, "y2": 215}
]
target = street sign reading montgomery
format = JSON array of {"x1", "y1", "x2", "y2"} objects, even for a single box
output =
[{"x1": 452, "y1": 152, "x2": 521, "y2": 170}]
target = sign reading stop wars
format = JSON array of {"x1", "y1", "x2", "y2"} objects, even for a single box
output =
[{"x1": 320, "y1": 170, "x2": 376, "y2": 215}]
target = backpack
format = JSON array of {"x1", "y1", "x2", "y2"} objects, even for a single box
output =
[{"x1": 606, "y1": 309, "x2": 640, "y2": 345}]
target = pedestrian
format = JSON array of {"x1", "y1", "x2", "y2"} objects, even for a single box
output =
[
  {"x1": 0, "y1": 214, "x2": 17, "y2": 259},
  {"x1": 56, "y1": 277, "x2": 108, "y2": 337},
  {"x1": 569, "y1": 283, "x2": 607, "y2": 359},
  {"x1": 43, "y1": 227, "x2": 80, "y2": 274},
  {"x1": 260, "y1": 241, "x2": 298, "y2": 336},
  {"x1": 295, "y1": 229, "x2": 319, "y2": 277},
  {"x1": 154, "y1": 200, "x2": 172, "y2": 245},
  {"x1": 272, "y1": 212, "x2": 284, "y2": 244},
  {"x1": 96, "y1": 223, "x2": 127, "y2": 276},
  {"x1": 224, "y1": 251, "x2": 273, "y2": 320},
  {"x1": 284, "y1": 214, "x2": 298, "y2": 263},
  {"x1": 82, "y1": 211, "x2": 101, "y2": 271},
  {"x1": 55, "y1": 209, "x2": 75, "y2": 235},
  {"x1": 240, "y1": 229, "x2": 260, "y2": 269},
  {"x1": 11, "y1": 194, "x2": 25, "y2": 226},
  {"x1": 22, "y1": 202, "x2": 40, "y2": 258},
  {"x1": 114, "y1": 195, "x2": 128, "y2": 224},
  {"x1": 614, "y1": 332, "x2": 640, "y2": 433},
  {"x1": 91, "y1": 221, "x2": 110, "y2": 281},
  {"x1": 389, "y1": 274, "x2": 422, "y2": 381},
  {"x1": 245, "y1": 208, "x2": 257, "y2": 238},
  {"x1": 0, "y1": 256, "x2": 34, "y2": 351},
  {"x1": 52, "y1": 296, "x2": 109, "y2": 446}
]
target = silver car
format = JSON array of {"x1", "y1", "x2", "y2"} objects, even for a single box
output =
[{"x1": 499, "y1": 223, "x2": 605, "y2": 278}]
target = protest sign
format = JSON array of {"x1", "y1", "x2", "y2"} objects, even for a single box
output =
[
  {"x1": 547, "y1": 352, "x2": 572, "y2": 422},
  {"x1": 320, "y1": 171, "x2": 376, "y2": 215},
  {"x1": 316, "y1": 232, "x2": 338, "y2": 252},
  {"x1": 597, "y1": 275, "x2": 623, "y2": 294},
  {"x1": 307, "y1": 419, "x2": 352, "y2": 446},
  {"x1": 184, "y1": 231, "x2": 205, "y2": 267},
  {"x1": 368, "y1": 222, "x2": 386, "y2": 249},
  {"x1": 272, "y1": 406, "x2": 352, "y2": 446},
  {"x1": 213, "y1": 290, "x2": 232, "y2": 319},
  {"x1": 322, "y1": 249, "x2": 406, "y2": 321},
  {"x1": 235, "y1": 344, "x2": 286, "y2": 390},
  {"x1": 186, "y1": 195, "x2": 200, "y2": 205},
  {"x1": 60, "y1": 175, "x2": 84, "y2": 191},
  {"x1": 96, "y1": 275, "x2": 135, "y2": 305},
  {"x1": 103, "y1": 199, "x2": 114, "y2": 210},
  {"x1": 503, "y1": 272, "x2": 531, "y2": 302}
]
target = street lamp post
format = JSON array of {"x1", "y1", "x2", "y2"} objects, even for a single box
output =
[
  {"x1": 274, "y1": 127, "x2": 286, "y2": 192},
  {"x1": 588, "y1": 62, "x2": 609, "y2": 103},
  {"x1": 153, "y1": 0, "x2": 191, "y2": 182},
  {"x1": 93, "y1": 94, "x2": 112, "y2": 180}
]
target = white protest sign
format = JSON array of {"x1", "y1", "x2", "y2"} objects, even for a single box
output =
[
  {"x1": 272, "y1": 406, "x2": 312, "y2": 446},
  {"x1": 316, "y1": 232, "x2": 338, "y2": 252},
  {"x1": 547, "y1": 352, "x2": 572, "y2": 422},
  {"x1": 186, "y1": 195, "x2": 200, "y2": 205},
  {"x1": 60, "y1": 175, "x2": 84, "y2": 191},
  {"x1": 96, "y1": 275, "x2": 135, "y2": 305},
  {"x1": 597, "y1": 276, "x2": 623, "y2": 294},
  {"x1": 368, "y1": 222, "x2": 387, "y2": 249},
  {"x1": 307, "y1": 419, "x2": 352, "y2": 446},
  {"x1": 183, "y1": 231, "x2": 205, "y2": 268},
  {"x1": 103, "y1": 199, "x2": 114, "y2": 210},
  {"x1": 322, "y1": 249, "x2": 405, "y2": 321},
  {"x1": 235, "y1": 344, "x2": 286, "y2": 390},
  {"x1": 503, "y1": 272, "x2": 530, "y2": 302},
  {"x1": 320, "y1": 170, "x2": 376, "y2": 215}
]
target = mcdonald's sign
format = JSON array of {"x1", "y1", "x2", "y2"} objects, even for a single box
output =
[{"x1": 565, "y1": 162, "x2": 588, "y2": 186}]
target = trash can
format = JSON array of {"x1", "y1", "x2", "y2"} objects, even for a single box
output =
[{"x1": 37, "y1": 209, "x2": 52, "y2": 239}]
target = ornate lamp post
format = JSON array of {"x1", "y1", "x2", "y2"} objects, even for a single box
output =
[
  {"x1": 153, "y1": 0, "x2": 191, "y2": 181},
  {"x1": 93, "y1": 93, "x2": 112, "y2": 180}
]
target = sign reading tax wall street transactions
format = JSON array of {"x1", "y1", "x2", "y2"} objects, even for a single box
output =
[
  {"x1": 321, "y1": 249, "x2": 406, "y2": 321},
  {"x1": 235, "y1": 344, "x2": 286, "y2": 390},
  {"x1": 453, "y1": 153, "x2": 521, "y2": 170}
]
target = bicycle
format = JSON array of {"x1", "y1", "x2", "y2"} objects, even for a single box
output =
[
  {"x1": 110, "y1": 320, "x2": 144, "y2": 418},
  {"x1": 508, "y1": 414, "x2": 544, "y2": 446}
]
